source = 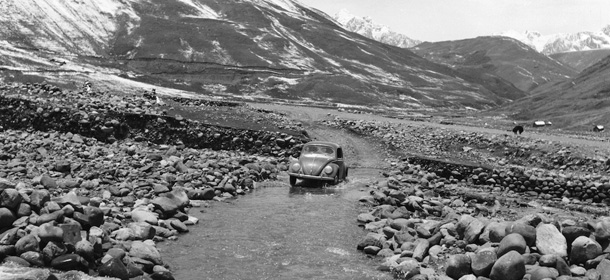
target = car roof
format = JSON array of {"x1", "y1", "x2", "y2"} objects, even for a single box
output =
[{"x1": 303, "y1": 141, "x2": 341, "y2": 149}]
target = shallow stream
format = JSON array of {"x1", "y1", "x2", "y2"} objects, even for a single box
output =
[{"x1": 158, "y1": 170, "x2": 393, "y2": 280}]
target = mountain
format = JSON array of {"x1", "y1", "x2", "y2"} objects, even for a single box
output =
[
  {"x1": 550, "y1": 49, "x2": 610, "y2": 72},
  {"x1": 333, "y1": 9, "x2": 421, "y2": 48},
  {"x1": 500, "y1": 26, "x2": 610, "y2": 54},
  {"x1": 0, "y1": 0, "x2": 516, "y2": 110},
  {"x1": 503, "y1": 54, "x2": 610, "y2": 129},
  {"x1": 411, "y1": 36, "x2": 577, "y2": 92}
]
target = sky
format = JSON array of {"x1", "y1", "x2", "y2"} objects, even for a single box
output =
[{"x1": 298, "y1": 0, "x2": 610, "y2": 42}]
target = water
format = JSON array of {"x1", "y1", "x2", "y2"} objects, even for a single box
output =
[{"x1": 158, "y1": 171, "x2": 393, "y2": 280}]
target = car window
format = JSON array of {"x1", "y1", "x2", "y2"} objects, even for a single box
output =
[{"x1": 302, "y1": 145, "x2": 334, "y2": 156}]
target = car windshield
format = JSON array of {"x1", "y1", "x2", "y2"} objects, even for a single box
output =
[{"x1": 302, "y1": 145, "x2": 334, "y2": 157}]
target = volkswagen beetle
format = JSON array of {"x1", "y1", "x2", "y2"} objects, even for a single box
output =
[{"x1": 288, "y1": 141, "x2": 348, "y2": 185}]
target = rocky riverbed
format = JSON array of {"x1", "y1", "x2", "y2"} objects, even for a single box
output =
[
  {"x1": 0, "y1": 83, "x2": 308, "y2": 279},
  {"x1": 355, "y1": 160, "x2": 610, "y2": 280}
]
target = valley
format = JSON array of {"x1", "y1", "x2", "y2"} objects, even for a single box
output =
[{"x1": 1, "y1": 1, "x2": 610, "y2": 280}]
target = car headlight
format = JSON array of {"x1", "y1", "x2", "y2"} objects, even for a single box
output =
[
  {"x1": 290, "y1": 163, "x2": 301, "y2": 172},
  {"x1": 324, "y1": 166, "x2": 333, "y2": 174}
]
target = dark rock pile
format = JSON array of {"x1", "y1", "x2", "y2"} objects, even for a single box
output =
[
  {"x1": 356, "y1": 162, "x2": 610, "y2": 280},
  {"x1": 0, "y1": 83, "x2": 307, "y2": 157}
]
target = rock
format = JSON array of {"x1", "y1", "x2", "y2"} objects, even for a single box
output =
[
  {"x1": 40, "y1": 175, "x2": 58, "y2": 189},
  {"x1": 169, "y1": 219, "x2": 188, "y2": 233},
  {"x1": 529, "y1": 266, "x2": 559, "y2": 280},
  {"x1": 3, "y1": 256, "x2": 30, "y2": 267},
  {"x1": 50, "y1": 254, "x2": 88, "y2": 272},
  {"x1": 42, "y1": 241, "x2": 67, "y2": 263},
  {"x1": 489, "y1": 251, "x2": 525, "y2": 280},
  {"x1": 594, "y1": 217, "x2": 610, "y2": 242},
  {"x1": 470, "y1": 250, "x2": 497, "y2": 277},
  {"x1": 562, "y1": 226, "x2": 591, "y2": 249},
  {"x1": 393, "y1": 258, "x2": 420, "y2": 280},
  {"x1": 457, "y1": 215, "x2": 476, "y2": 239},
  {"x1": 464, "y1": 218, "x2": 485, "y2": 244},
  {"x1": 357, "y1": 233, "x2": 384, "y2": 250},
  {"x1": 569, "y1": 265, "x2": 587, "y2": 276},
  {"x1": 29, "y1": 190, "x2": 50, "y2": 211},
  {"x1": 597, "y1": 259, "x2": 610, "y2": 280},
  {"x1": 75, "y1": 240, "x2": 94, "y2": 260},
  {"x1": 151, "y1": 197, "x2": 180, "y2": 217},
  {"x1": 37, "y1": 223, "x2": 64, "y2": 245},
  {"x1": 84, "y1": 206, "x2": 104, "y2": 227},
  {"x1": 363, "y1": 246, "x2": 381, "y2": 255},
  {"x1": 99, "y1": 257, "x2": 130, "y2": 280},
  {"x1": 113, "y1": 228, "x2": 135, "y2": 241},
  {"x1": 446, "y1": 254, "x2": 472, "y2": 280},
  {"x1": 131, "y1": 209, "x2": 159, "y2": 225},
  {"x1": 486, "y1": 222, "x2": 508, "y2": 243},
  {"x1": 150, "y1": 271, "x2": 176, "y2": 280},
  {"x1": 505, "y1": 222, "x2": 536, "y2": 247},
  {"x1": 20, "y1": 251, "x2": 45, "y2": 267},
  {"x1": 15, "y1": 234, "x2": 39, "y2": 255},
  {"x1": 0, "y1": 207, "x2": 16, "y2": 227},
  {"x1": 413, "y1": 239, "x2": 430, "y2": 262},
  {"x1": 496, "y1": 233, "x2": 527, "y2": 258},
  {"x1": 538, "y1": 254, "x2": 557, "y2": 267},
  {"x1": 129, "y1": 241, "x2": 162, "y2": 265},
  {"x1": 128, "y1": 222, "x2": 156, "y2": 240},
  {"x1": 570, "y1": 236, "x2": 602, "y2": 264},
  {"x1": 536, "y1": 223, "x2": 567, "y2": 257},
  {"x1": 1, "y1": 188, "x2": 22, "y2": 209}
]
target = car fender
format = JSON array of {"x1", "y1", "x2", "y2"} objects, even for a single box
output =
[{"x1": 322, "y1": 162, "x2": 340, "y2": 178}]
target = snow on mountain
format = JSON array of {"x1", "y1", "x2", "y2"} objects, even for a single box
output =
[
  {"x1": 499, "y1": 25, "x2": 610, "y2": 54},
  {"x1": 0, "y1": 0, "x2": 140, "y2": 55},
  {"x1": 333, "y1": 9, "x2": 421, "y2": 48}
]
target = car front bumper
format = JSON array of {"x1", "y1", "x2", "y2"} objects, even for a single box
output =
[{"x1": 288, "y1": 172, "x2": 335, "y2": 181}]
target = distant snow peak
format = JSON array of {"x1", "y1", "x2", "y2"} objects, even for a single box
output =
[
  {"x1": 332, "y1": 9, "x2": 420, "y2": 48},
  {"x1": 500, "y1": 25, "x2": 610, "y2": 54}
]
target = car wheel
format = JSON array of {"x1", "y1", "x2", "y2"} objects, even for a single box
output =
[{"x1": 289, "y1": 176, "x2": 297, "y2": 186}]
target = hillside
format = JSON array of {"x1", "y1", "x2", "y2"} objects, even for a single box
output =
[
  {"x1": 550, "y1": 49, "x2": 610, "y2": 72},
  {"x1": 503, "y1": 54, "x2": 610, "y2": 129},
  {"x1": 412, "y1": 36, "x2": 577, "y2": 92},
  {"x1": 0, "y1": 0, "x2": 516, "y2": 110}
]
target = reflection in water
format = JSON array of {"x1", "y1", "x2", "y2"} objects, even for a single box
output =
[{"x1": 288, "y1": 186, "x2": 343, "y2": 196}]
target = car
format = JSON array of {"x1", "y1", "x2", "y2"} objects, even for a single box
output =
[{"x1": 288, "y1": 141, "x2": 348, "y2": 186}]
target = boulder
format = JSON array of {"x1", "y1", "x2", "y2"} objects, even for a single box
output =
[
  {"x1": 40, "y1": 175, "x2": 58, "y2": 189},
  {"x1": 464, "y1": 218, "x2": 485, "y2": 244},
  {"x1": 50, "y1": 254, "x2": 88, "y2": 272},
  {"x1": 131, "y1": 209, "x2": 159, "y2": 225},
  {"x1": 505, "y1": 222, "x2": 536, "y2": 247},
  {"x1": 1, "y1": 188, "x2": 22, "y2": 209},
  {"x1": 570, "y1": 236, "x2": 602, "y2": 264},
  {"x1": 489, "y1": 251, "x2": 525, "y2": 280},
  {"x1": 413, "y1": 239, "x2": 430, "y2": 262},
  {"x1": 357, "y1": 233, "x2": 384, "y2": 250},
  {"x1": 15, "y1": 234, "x2": 39, "y2": 255},
  {"x1": 597, "y1": 259, "x2": 610, "y2": 280},
  {"x1": 29, "y1": 190, "x2": 50, "y2": 211},
  {"x1": 529, "y1": 266, "x2": 559, "y2": 280},
  {"x1": 37, "y1": 223, "x2": 64, "y2": 245},
  {"x1": 20, "y1": 251, "x2": 45, "y2": 267},
  {"x1": 446, "y1": 254, "x2": 472, "y2": 280},
  {"x1": 0, "y1": 207, "x2": 16, "y2": 227},
  {"x1": 393, "y1": 258, "x2": 420, "y2": 280},
  {"x1": 129, "y1": 241, "x2": 162, "y2": 265},
  {"x1": 75, "y1": 240, "x2": 94, "y2": 260},
  {"x1": 42, "y1": 241, "x2": 67, "y2": 263},
  {"x1": 99, "y1": 257, "x2": 130, "y2": 280},
  {"x1": 84, "y1": 206, "x2": 104, "y2": 227},
  {"x1": 128, "y1": 222, "x2": 156, "y2": 240},
  {"x1": 470, "y1": 250, "x2": 497, "y2": 277},
  {"x1": 485, "y1": 222, "x2": 508, "y2": 243},
  {"x1": 496, "y1": 233, "x2": 527, "y2": 258},
  {"x1": 535, "y1": 223, "x2": 567, "y2": 257},
  {"x1": 594, "y1": 217, "x2": 610, "y2": 242}
]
